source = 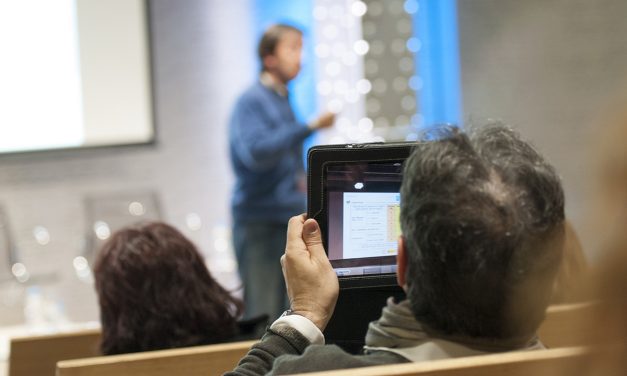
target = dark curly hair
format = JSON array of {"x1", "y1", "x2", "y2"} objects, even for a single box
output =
[
  {"x1": 401, "y1": 125, "x2": 565, "y2": 342},
  {"x1": 93, "y1": 221, "x2": 244, "y2": 355}
]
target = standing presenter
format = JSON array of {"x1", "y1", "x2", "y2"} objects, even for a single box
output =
[{"x1": 228, "y1": 24, "x2": 335, "y2": 319}]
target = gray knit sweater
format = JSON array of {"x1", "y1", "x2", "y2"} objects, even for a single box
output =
[{"x1": 224, "y1": 325, "x2": 407, "y2": 376}]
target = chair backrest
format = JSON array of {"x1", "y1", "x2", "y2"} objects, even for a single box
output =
[
  {"x1": 9, "y1": 328, "x2": 101, "y2": 376},
  {"x1": 40, "y1": 303, "x2": 588, "y2": 376},
  {"x1": 56, "y1": 339, "x2": 257, "y2": 376},
  {"x1": 538, "y1": 301, "x2": 597, "y2": 348},
  {"x1": 291, "y1": 346, "x2": 590, "y2": 376}
]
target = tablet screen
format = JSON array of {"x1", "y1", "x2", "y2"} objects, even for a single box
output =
[{"x1": 325, "y1": 161, "x2": 403, "y2": 277}]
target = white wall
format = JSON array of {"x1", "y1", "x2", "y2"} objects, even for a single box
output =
[{"x1": 458, "y1": 0, "x2": 627, "y2": 258}]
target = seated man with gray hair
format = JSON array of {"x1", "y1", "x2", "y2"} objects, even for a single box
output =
[{"x1": 227, "y1": 125, "x2": 566, "y2": 375}]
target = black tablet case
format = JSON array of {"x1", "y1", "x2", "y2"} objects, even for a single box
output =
[{"x1": 307, "y1": 142, "x2": 414, "y2": 353}]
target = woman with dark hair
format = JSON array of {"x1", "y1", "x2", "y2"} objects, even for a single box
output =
[{"x1": 93, "y1": 221, "x2": 262, "y2": 355}]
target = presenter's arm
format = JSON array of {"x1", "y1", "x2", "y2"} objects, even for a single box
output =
[
  {"x1": 308, "y1": 111, "x2": 335, "y2": 131},
  {"x1": 231, "y1": 99, "x2": 312, "y2": 171},
  {"x1": 231, "y1": 99, "x2": 336, "y2": 171}
]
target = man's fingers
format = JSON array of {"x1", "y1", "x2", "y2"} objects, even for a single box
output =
[
  {"x1": 302, "y1": 219, "x2": 327, "y2": 259},
  {"x1": 286, "y1": 214, "x2": 306, "y2": 248},
  {"x1": 280, "y1": 254, "x2": 288, "y2": 282}
]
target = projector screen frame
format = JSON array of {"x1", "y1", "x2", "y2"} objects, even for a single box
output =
[{"x1": 0, "y1": 0, "x2": 158, "y2": 158}]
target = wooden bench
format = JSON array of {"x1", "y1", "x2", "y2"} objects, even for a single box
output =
[
  {"x1": 292, "y1": 346, "x2": 591, "y2": 376},
  {"x1": 538, "y1": 301, "x2": 597, "y2": 348},
  {"x1": 9, "y1": 328, "x2": 101, "y2": 376},
  {"x1": 56, "y1": 339, "x2": 257, "y2": 376},
  {"x1": 46, "y1": 302, "x2": 591, "y2": 376}
]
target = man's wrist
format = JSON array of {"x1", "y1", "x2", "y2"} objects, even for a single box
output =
[
  {"x1": 289, "y1": 310, "x2": 328, "y2": 331},
  {"x1": 271, "y1": 310, "x2": 325, "y2": 345}
]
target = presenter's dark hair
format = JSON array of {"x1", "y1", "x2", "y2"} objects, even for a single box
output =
[
  {"x1": 93, "y1": 221, "x2": 243, "y2": 355},
  {"x1": 401, "y1": 125, "x2": 565, "y2": 341},
  {"x1": 258, "y1": 23, "x2": 302, "y2": 71}
]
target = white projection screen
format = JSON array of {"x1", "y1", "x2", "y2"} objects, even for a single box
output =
[{"x1": 0, "y1": 0, "x2": 154, "y2": 154}]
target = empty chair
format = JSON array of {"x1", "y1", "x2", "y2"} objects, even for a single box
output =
[
  {"x1": 9, "y1": 328, "x2": 100, "y2": 376},
  {"x1": 56, "y1": 339, "x2": 257, "y2": 376}
]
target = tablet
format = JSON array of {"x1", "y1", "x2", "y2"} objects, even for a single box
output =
[{"x1": 307, "y1": 142, "x2": 415, "y2": 280}]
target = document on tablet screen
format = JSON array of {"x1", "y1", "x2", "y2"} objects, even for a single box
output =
[{"x1": 342, "y1": 192, "x2": 401, "y2": 259}]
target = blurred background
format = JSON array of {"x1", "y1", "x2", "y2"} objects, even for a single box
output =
[{"x1": 0, "y1": 0, "x2": 626, "y2": 352}]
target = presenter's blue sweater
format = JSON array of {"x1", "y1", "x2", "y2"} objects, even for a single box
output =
[{"x1": 228, "y1": 81, "x2": 313, "y2": 224}]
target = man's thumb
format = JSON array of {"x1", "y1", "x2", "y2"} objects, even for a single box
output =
[{"x1": 303, "y1": 219, "x2": 326, "y2": 257}]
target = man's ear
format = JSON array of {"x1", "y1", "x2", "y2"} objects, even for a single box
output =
[
  {"x1": 397, "y1": 236, "x2": 408, "y2": 291},
  {"x1": 263, "y1": 55, "x2": 277, "y2": 71}
]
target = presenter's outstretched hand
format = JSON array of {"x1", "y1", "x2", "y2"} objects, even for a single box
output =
[
  {"x1": 312, "y1": 111, "x2": 336, "y2": 130},
  {"x1": 281, "y1": 214, "x2": 339, "y2": 331}
]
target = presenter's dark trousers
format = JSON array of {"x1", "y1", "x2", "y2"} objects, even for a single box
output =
[{"x1": 233, "y1": 221, "x2": 289, "y2": 320}]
